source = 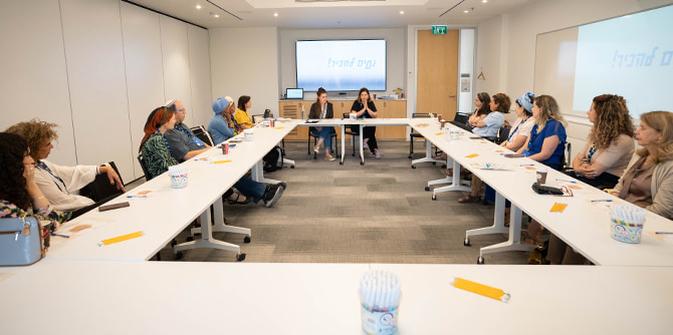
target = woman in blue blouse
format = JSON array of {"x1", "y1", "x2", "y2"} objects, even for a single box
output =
[
  {"x1": 515, "y1": 95, "x2": 567, "y2": 170},
  {"x1": 470, "y1": 93, "x2": 509, "y2": 141}
]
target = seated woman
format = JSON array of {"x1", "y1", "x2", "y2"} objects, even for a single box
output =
[
  {"x1": 457, "y1": 93, "x2": 510, "y2": 203},
  {"x1": 160, "y1": 103, "x2": 286, "y2": 207},
  {"x1": 515, "y1": 95, "x2": 567, "y2": 170},
  {"x1": 309, "y1": 87, "x2": 336, "y2": 161},
  {"x1": 566, "y1": 94, "x2": 635, "y2": 190},
  {"x1": 501, "y1": 91, "x2": 536, "y2": 152},
  {"x1": 549, "y1": 110, "x2": 673, "y2": 265},
  {"x1": 351, "y1": 87, "x2": 381, "y2": 159},
  {"x1": 208, "y1": 96, "x2": 240, "y2": 145},
  {"x1": 467, "y1": 92, "x2": 492, "y2": 130},
  {"x1": 234, "y1": 95, "x2": 254, "y2": 130},
  {"x1": 6, "y1": 120, "x2": 124, "y2": 214},
  {"x1": 0, "y1": 133, "x2": 69, "y2": 253},
  {"x1": 470, "y1": 93, "x2": 509, "y2": 141}
]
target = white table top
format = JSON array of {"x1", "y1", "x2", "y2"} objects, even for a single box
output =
[
  {"x1": 409, "y1": 119, "x2": 673, "y2": 266},
  {"x1": 0, "y1": 262, "x2": 670, "y2": 335},
  {"x1": 45, "y1": 121, "x2": 298, "y2": 262},
  {"x1": 294, "y1": 117, "x2": 411, "y2": 127}
]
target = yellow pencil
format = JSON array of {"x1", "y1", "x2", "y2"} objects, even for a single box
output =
[
  {"x1": 98, "y1": 231, "x2": 144, "y2": 246},
  {"x1": 211, "y1": 160, "x2": 232, "y2": 164},
  {"x1": 452, "y1": 277, "x2": 510, "y2": 303}
]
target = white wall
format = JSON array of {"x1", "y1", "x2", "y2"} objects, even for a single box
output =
[
  {"x1": 0, "y1": 0, "x2": 212, "y2": 182},
  {"x1": 0, "y1": 0, "x2": 77, "y2": 165},
  {"x1": 279, "y1": 28, "x2": 407, "y2": 98},
  {"x1": 210, "y1": 27, "x2": 280, "y2": 117},
  {"x1": 476, "y1": 0, "x2": 673, "y2": 151}
]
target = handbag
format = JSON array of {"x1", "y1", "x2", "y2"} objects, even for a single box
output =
[{"x1": 0, "y1": 216, "x2": 44, "y2": 266}]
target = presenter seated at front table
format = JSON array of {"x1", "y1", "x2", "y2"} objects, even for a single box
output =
[
  {"x1": 309, "y1": 87, "x2": 336, "y2": 161},
  {"x1": 350, "y1": 87, "x2": 381, "y2": 159}
]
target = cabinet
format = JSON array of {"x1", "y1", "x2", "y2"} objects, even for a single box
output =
[{"x1": 278, "y1": 99, "x2": 407, "y2": 141}]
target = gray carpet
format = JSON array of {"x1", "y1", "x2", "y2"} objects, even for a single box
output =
[{"x1": 157, "y1": 140, "x2": 529, "y2": 265}]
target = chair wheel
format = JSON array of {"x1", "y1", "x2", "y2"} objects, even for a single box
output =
[
  {"x1": 185, "y1": 236, "x2": 194, "y2": 242},
  {"x1": 351, "y1": 153, "x2": 355, "y2": 157},
  {"x1": 441, "y1": 165, "x2": 447, "y2": 169},
  {"x1": 463, "y1": 237, "x2": 471, "y2": 246},
  {"x1": 244, "y1": 236, "x2": 251, "y2": 243},
  {"x1": 174, "y1": 251, "x2": 184, "y2": 260},
  {"x1": 170, "y1": 239, "x2": 177, "y2": 247},
  {"x1": 424, "y1": 186, "x2": 430, "y2": 192},
  {"x1": 477, "y1": 256, "x2": 485, "y2": 264},
  {"x1": 236, "y1": 253, "x2": 247, "y2": 262},
  {"x1": 432, "y1": 195, "x2": 437, "y2": 201},
  {"x1": 411, "y1": 165, "x2": 416, "y2": 169},
  {"x1": 339, "y1": 161, "x2": 343, "y2": 165},
  {"x1": 290, "y1": 165, "x2": 295, "y2": 169},
  {"x1": 407, "y1": 155, "x2": 412, "y2": 159},
  {"x1": 432, "y1": 162, "x2": 436, "y2": 165},
  {"x1": 360, "y1": 162, "x2": 364, "y2": 165}
]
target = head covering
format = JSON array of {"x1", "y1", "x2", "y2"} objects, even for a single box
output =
[
  {"x1": 516, "y1": 91, "x2": 535, "y2": 113},
  {"x1": 212, "y1": 96, "x2": 234, "y2": 114}
]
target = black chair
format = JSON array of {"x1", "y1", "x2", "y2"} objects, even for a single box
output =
[
  {"x1": 137, "y1": 151, "x2": 153, "y2": 180},
  {"x1": 190, "y1": 125, "x2": 214, "y2": 146},
  {"x1": 342, "y1": 113, "x2": 361, "y2": 157},
  {"x1": 496, "y1": 125, "x2": 511, "y2": 145},
  {"x1": 409, "y1": 113, "x2": 431, "y2": 159},
  {"x1": 451, "y1": 112, "x2": 473, "y2": 131},
  {"x1": 563, "y1": 142, "x2": 572, "y2": 170},
  {"x1": 79, "y1": 161, "x2": 125, "y2": 203},
  {"x1": 251, "y1": 114, "x2": 265, "y2": 124},
  {"x1": 307, "y1": 125, "x2": 339, "y2": 159}
]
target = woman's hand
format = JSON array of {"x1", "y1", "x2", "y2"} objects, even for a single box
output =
[{"x1": 100, "y1": 164, "x2": 125, "y2": 191}]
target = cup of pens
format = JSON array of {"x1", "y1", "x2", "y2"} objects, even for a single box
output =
[
  {"x1": 359, "y1": 270, "x2": 401, "y2": 335},
  {"x1": 168, "y1": 165, "x2": 188, "y2": 189},
  {"x1": 610, "y1": 204, "x2": 645, "y2": 244}
]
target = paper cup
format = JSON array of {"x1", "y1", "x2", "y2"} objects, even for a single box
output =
[
  {"x1": 349, "y1": 112, "x2": 357, "y2": 120},
  {"x1": 168, "y1": 165, "x2": 188, "y2": 189},
  {"x1": 610, "y1": 205, "x2": 645, "y2": 244}
]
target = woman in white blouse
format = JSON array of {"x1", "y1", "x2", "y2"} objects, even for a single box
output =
[
  {"x1": 6, "y1": 120, "x2": 124, "y2": 213},
  {"x1": 501, "y1": 91, "x2": 536, "y2": 151}
]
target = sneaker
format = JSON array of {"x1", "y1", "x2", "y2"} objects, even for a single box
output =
[
  {"x1": 362, "y1": 139, "x2": 370, "y2": 151},
  {"x1": 313, "y1": 144, "x2": 320, "y2": 154},
  {"x1": 263, "y1": 183, "x2": 286, "y2": 208},
  {"x1": 374, "y1": 149, "x2": 382, "y2": 159},
  {"x1": 325, "y1": 153, "x2": 336, "y2": 161}
]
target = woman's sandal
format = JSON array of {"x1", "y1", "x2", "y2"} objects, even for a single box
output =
[
  {"x1": 227, "y1": 192, "x2": 250, "y2": 205},
  {"x1": 457, "y1": 194, "x2": 481, "y2": 203}
]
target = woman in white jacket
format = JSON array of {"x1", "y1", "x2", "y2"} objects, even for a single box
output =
[{"x1": 6, "y1": 120, "x2": 124, "y2": 213}]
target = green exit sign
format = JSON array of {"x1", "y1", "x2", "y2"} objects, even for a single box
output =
[{"x1": 432, "y1": 25, "x2": 448, "y2": 35}]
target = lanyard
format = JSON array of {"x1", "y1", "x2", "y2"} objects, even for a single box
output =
[{"x1": 36, "y1": 161, "x2": 68, "y2": 194}]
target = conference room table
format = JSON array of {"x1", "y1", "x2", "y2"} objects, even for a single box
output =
[
  {"x1": 0, "y1": 262, "x2": 671, "y2": 335},
  {"x1": 407, "y1": 118, "x2": 673, "y2": 266},
  {"x1": 44, "y1": 120, "x2": 300, "y2": 263}
]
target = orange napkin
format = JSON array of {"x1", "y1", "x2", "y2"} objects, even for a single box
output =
[{"x1": 550, "y1": 203, "x2": 568, "y2": 213}]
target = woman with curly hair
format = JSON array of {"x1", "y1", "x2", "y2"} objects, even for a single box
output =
[
  {"x1": 0, "y1": 133, "x2": 68, "y2": 248},
  {"x1": 5, "y1": 119, "x2": 124, "y2": 213},
  {"x1": 567, "y1": 94, "x2": 635, "y2": 189}
]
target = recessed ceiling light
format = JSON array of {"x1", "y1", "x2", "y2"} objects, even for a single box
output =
[
  {"x1": 195, "y1": 4, "x2": 202, "y2": 9},
  {"x1": 274, "y1": 12, "x2": 279, "y2": 17},
  {"x1": 481, "y1": 0, "x2": 488, "y2": 3},
  {"x1": 463, "y1": 10, "x2": 469, "y2": 13},
  {"x1": 399, "y1": 10, "x2": 405, "y2": 15},
  {"x1": 213, "y1": 14, "x2": 220, "y2": 18}
]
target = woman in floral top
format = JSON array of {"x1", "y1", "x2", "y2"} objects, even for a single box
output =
[
  {"x1": 139, "y1": 106, "x2": 178, "y2": 179},
  {"x1": 0, "y1": 133, "x2": 69, "y2": 252}
]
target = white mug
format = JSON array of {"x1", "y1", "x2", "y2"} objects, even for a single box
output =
[
  {"x1": 243, "y1": 129, "x2": 254, "y2": 141},
  {"x1": 168, "y1": 165, "x2": 188, "y2": 189}
]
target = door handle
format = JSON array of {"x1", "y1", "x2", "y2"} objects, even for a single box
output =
[{"x1": 449, "y1": 95, "x2": 457, "y2": 98}]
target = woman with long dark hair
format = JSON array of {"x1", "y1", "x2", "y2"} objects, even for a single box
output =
[
  {"x1": 351, "y1": 87, "x2": 381, "y2": 158},
  {"x1": 309, "y1": 87, "x2": 336, "y2": 161},
  {"x1": 234, "y1": 95, "x2": 254, "y2": 130}
]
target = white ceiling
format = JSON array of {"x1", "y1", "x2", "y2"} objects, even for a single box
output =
[{"x1": 128, "y1": 0, "x2": 533, "y2": 29}]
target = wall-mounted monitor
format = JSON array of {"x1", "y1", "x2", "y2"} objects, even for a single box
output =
[
  {"x1": 296, "y1": 39, "x2": 387, "y2": 92},
  {"x1": 285, "y1": 88, "x2": 304, "y2": 99}
]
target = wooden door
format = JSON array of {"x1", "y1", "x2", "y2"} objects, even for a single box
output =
[{"x1": 416, "y1": 29, "x2": 459, "y2": 121}]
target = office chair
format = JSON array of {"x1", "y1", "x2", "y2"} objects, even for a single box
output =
[
  {"x1": 409, "y1": 113, "x2": 432, "y2": 159},
  {"x1": 307, "y1": 127, "x2": 339, "y2": 159},
  {"x1": 137, "y1": 151, "x2": 153, "y2": 180},
  {"x1": 342, "y1": 113, "x2": 361, "y2": 157},
  {"x1": 190, "y1": 125, "x2": 215, "y2": 146}
]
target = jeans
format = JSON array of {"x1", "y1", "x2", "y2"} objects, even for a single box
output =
[
  {"x1": 311, "y1": 127, "x2": 334, "y2": 151},
  {"x1": 234, "y1": 175, "x2": 266, "y2": 201}
]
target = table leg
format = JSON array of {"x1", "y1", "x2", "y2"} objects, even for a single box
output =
[
  {"x1": 340, "y1": 125, "x2": 345, "y2": 165},
  {"x1": 411, "y1": 139, "x2": 444, "y2": 167},
  {"x1": 464, "y1": 192, "x2": 508, "y2": 245},
  {"x1": 477, "y1": 205, "x2": 534, "y2": 263},
  {"x1": 175, "y1": 209, "x2": 243, "y2": 256},
  {"x1": 359, "y1": 124, "x2": 365, "y2": 165},
  {"x1": 251, "y1": 160, "x2": 281, "y2": 184},
  {"x1": 431, "y1": 159, "x2": 470, "y2": 199}
]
